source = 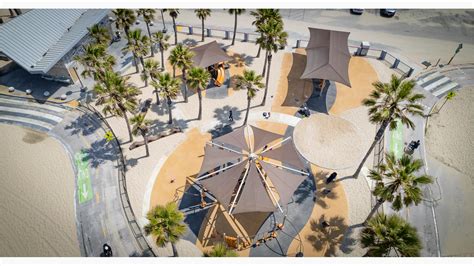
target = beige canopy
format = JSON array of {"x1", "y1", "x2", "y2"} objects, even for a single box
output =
[
  {"x1": 300, "y1": 27, "x2": 352, "y2": 88},
  {"x1": 197, "y1": 125, "x2": 309, "y2": 214},
  {"x1": 190, "y1": 40, "x2": 233, "y2": 68}
]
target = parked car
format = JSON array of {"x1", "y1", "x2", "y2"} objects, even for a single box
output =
[
  {"x1": 350, "y1": 9, "x2": 364, "y2": 15},
  {"x1": 380, "y1": 9, "x2": 397, "y2": 17}
]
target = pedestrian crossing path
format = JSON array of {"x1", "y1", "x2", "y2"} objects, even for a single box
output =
[
  {"x1": 0, "y1": 94, "x2": 70, "y2": 132},
  {"x1": 416, "y1": 71, "x2": 461, "y2": 98}
]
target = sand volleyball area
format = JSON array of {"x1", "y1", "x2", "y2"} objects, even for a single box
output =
[{"x1": 0, "y1": 124, "x2": 80, "y2": 256}]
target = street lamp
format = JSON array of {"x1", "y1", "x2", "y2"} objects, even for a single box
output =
[{"x1": 447, "y1": 43, "x2": 463, "y2": 65}]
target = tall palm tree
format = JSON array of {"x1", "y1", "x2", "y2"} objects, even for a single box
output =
[
  {"x1": 365, "y1": 152, "x2": 433, "y2": 223},
  {"x1": 194, "y1": 9, "x2": 211, "y2": 42},
  {"x1": 152, "y1": 31, "x2": 170, "y2": 71},
  {"x1": 168, "y1": 9, "x2": 180, "y2": 45},
  {"x1": 74, "y1": 43, "x2": 116, "y2": 82},
  {"x1": 152, "y1": 73, "x2": 181, "y2": 124},
  {"x1": 137, "y1": 9, "x2": 157, "y2": 57},
  {"x1": 361, "y1": 213, "x2": 422, "y2": 257},
  {"x1": 141, "y1": 59, "x2": 160, "y2": 88},
  {"x1": 235, "y1": 69, "x2": 264, "y2": 125},
  {"x1": 228, "y1": 9, "x2": 245, "y2": 46},
  {"x1": 130, "y1": 113, "x2": 152, "y2": 157},
  {"x1": 204, "y1": 243, "x2": 238, "y2": 257},
  {"x1": 113, "y1": 9, "x2": 136, "y2": 44},
  {"x1": 187, "y1": 67, "x2": 211, "y2": 120},
  {"x1": 144, "y1": 202, "x2": 186, "y2": 257},
  {"x1": 93, "y1": 71, "x2": 140, "y2": 142},
  {"x1": 251, "y1": 9, "x2": 281, "y2": 58},
  {"x1": 88, "y1": 24, "x2": 111, "y2": 45},
  {"x1": 353, "y1": 74, "x2": 425, "y2": 178},
  {"x1": 160, "y1": 9, "x2": 167, "y2": 33},
  {"x1": 259, "y1": 18, "x2": 287, "y2": 106},
  {"x1": 123, "y1": 29, "x2": 150, "y2": 73},
  {"x1": 434, "y1": 90, "x2": 456, "y2": 114},
  {"x1": 168, "y1": 44, "x2": 194, "y2": 103}
]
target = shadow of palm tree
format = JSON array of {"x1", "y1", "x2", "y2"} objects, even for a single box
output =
[
  {"x1": 306, "y1": 215, "x2": 350, "y2": 256},
  {"x1": 212, "y1": 105, "x2": 241, "y2": 126},
  {"x1": 64, "y1": 112, "x2": 101, "y2": 136},
  {"x1": 292, "y1": 176, "x2": 316, "y2": 204},
  {"x1": 182, "y1": 38, "x2": 198, "y2": 47},
  {"x1": 312, "y1": 171, "x2": 338, "y2": 209},
  {"x1": 83, "y1": 138, "x2": 119, "y2": 168}
]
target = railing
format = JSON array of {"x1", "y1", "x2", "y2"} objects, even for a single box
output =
[
  {"x1": 77, "y1": 101, "x2": 156, "y2": 257},
  {"x1": 175, "y1": 24, "x2": 260, "y2": 43}
]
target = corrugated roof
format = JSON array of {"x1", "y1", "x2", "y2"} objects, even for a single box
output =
[{"x1": 0, "y1": 9, "x2": 110, "y2": 74}]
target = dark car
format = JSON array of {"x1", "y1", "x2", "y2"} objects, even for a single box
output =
[
  {"x1": 380, "y1": 9, "x2": 397, "y2": 17},
  {"x1": 350, "y1": 9, "x2": 364, "y2": 15}
]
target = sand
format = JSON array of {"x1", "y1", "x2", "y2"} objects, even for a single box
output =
[
  {"x1": 0, "y1": 124, "x2": 80, "y2": 256},
  {"x1": 425, "y1": 87, "x2": 474, "y2": 181}
]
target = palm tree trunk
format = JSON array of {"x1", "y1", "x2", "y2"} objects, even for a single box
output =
[
  {"x1": 173, "y1": 65, "x2": 176, "y2": 78},
  {"x1": 182, "y1": 69, "x2": 188, "y2": 103},
  {"x1": 143, "y1": 133, "x2": 149, "y2": 157},
  {"x1": 197, "y1": 87, "x2": 203, "y2": 120},
  {"x1": 143, "y1": 25, "x2": 153, "y2": 57},
  {"x1": 364, "y1": 199, "x2": 385, "y2": 225},
  {"x1": 171, "y1": 243, "x2": 178, "y2": 257},
  {"x1": 140, "y1": 56, "x2": 145, "y2": 71},
  {"x1": 167, "y1": 96, "x2": 173, "y2": 124},
  {"x1": 172, "y1": 17, "x2": 177, "y2": 45},
  {"x1": 261, "y1": 53, "x2": 272, "y2": 106},
  {"x1": 124, "y1": 27, "x2": 131, "y2": 45},
  {"x1": 243, "y1": 96, "x2": 251, "y2": 125},
  {"x1": 201, "y1": 19, "x2": 205, "y2": 42},
  {"x1": 161, "y1": 10, "x2": 167, "y2": 32},
  {"x1": 121, "y1": 108, "x2": 133, "y2": 142},
  {"x1": 436, "y1": 98, "x2": 449, "y2": 114},
  {"x1": 155, "y1": 89, "x2": 161, "y2": 105},
  {"x1": 353, "y1": 119, "x2": 391, "y2": 178},
  {"x1": 262, "y1": 50, "x2": 268, "y2": 77},
  {"x1": 132, "y1": 53, "x2": 140, "y2": 73},
  {"x1": 256, "y1": 33, "x2": 263, "y2": 58},
  {"x1": 231, "y1": 13, "x2": 237, "y2": 46},
  {"x1": 160, "y1": 47, "x2": 165, "y2": 71}
]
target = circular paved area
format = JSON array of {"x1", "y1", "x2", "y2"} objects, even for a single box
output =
[{"x1": 293, "y1": 113, "x2": 365, "y2": 170}]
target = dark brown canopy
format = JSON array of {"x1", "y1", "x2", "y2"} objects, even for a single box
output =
[
  {"x1": 300, "y1": 27, "x2": 352, "y2": 87},
  {"x1": 191, "y1": 40, "x2": 233, "y2": 68}
]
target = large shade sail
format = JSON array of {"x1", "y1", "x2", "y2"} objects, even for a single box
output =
[
  {"x1": 191, "y1": 41, "x2": 233, "y2": 68},
  {"x1": 198, "y1": 125, "x2": 309, "y2": 215},
  {"x1": 300, "y1": 27, "x2": 352, "y2": 87}
]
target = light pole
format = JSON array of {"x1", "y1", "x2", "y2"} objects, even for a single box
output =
[{"x1": 447, "y1": 43, "x2": 463, "y2": 65}]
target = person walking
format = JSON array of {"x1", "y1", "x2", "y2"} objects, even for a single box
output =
[{"x1": 228, "y1": 110, "x2": 234, "y2": 122}]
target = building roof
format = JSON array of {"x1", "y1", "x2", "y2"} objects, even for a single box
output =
[
  {"x1": 0, "y1": 9, "x2": 110, "y2": 74},
  {"x1": 190, "y1": 41, "x2": 233, "y2": 68},
  {"x1": 300, "y1": 27, "x2": 352, "y2": 87}
]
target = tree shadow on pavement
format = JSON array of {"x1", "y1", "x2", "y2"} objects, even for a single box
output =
[
  {"x1": 83, "y1": 138, "x2": 119, "y2": 168},
  {"x1": 64, "y1": 113, "x2": 101, "y2": 136},
  {"x1": 306, "y1": 215, "x2": 352, "y2": 256},
  {"x1": 212, "y1": 105, "x2": 240, "y2": 126},
  {"x1": 313, "y1": 171, "x2": 338, "y2": 209},
  {"x1": 292, "y1": 177, "x2": 316, "y2": 204}
]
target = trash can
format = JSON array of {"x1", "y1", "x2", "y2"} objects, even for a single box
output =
[{"x1": 358, "y1": 41, "x2": 370, "y2": 56}]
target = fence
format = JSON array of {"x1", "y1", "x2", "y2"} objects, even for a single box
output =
[
  {"x1": 175, "y1": 24, "x2": 260, "y2": 43},
  {"x1": 77, "y1": 102, "x2": 156, "y2": 257}
]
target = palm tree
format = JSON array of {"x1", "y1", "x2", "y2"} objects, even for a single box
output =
[
  {"x1": 152, "y1": 31, "x2": 170, "y2": 71},
  {"x1": 187, "y1": 67, "x2": 211, "y2": 120},
  {"x1": 204, "y1": 243, "x2": 238, "y2": 257},
  {"x1": 434, "y1": 90, "x2": 456, "y2": 114},
  {"x1": 137, "y1": 9, "x2": 157, "y2": 57},
  {"x1": 88, "y1": 24, "x2": 111, "y2": 45},
  {"x1": 113, "y1": 9, "x2": 136, "y2": 44},
  {"x1": 152, "y1": 73, "x2": 181, "y2": 124},
  {"x1": 353, "y1": 74, "x2": 425, "y2": 178},
  {"x1": 168, "y1": 9, "x2": 180, "y2": 45},
  {"x1": 361, "y1": 213, "x2": 422, "y2": 257},
  {"x1": 74, "y1": 43, "x2": 116, "y2": 82},
  {"x1": 364, "y1": 152, "x2": 433, "y2": 223},
  {"x1": 235, "y1": 69, "x2": 264, "y2": 125},
  {"x1": 141, "y1": 59, "x2": 160, "y2": 88},
  {"x1": 130, "y1": 113, "x2": 151, "y2": 157},
  {"x1": 160, "y1": 9, "x2": 167, "y2": 33},
  {"x1": 228, "y1": 9, "x2": 245, "y2": 46},
  {"x1": 144, "y1": 202, "x2": 186, "y2": 257},
  {"x1": 259, "y1": 18, "x2": 287, "y2": 106},
  {"x1": 251, "y1": 9, "x2": 281, "y2": 58},
  {"x1": 194, "y1": 9, "x2": 211, "y2": 42},
  {"x1": 123, "y1": 29, "x2": 150, "y2": 73},
  {"x1": 168, "y1": 44, "x2": 194, "y2": 103},
  {"x1": 93, "y1": 71, "x2": 140, "y2": 142}
]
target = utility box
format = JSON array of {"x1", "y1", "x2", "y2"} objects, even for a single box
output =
[{"x1": 359, "y1": 41, "x2": 370, "y2": 56}]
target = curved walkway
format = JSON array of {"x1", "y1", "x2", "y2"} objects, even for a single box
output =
[{"x1": 0, "y1": 94, "x2": 146, "y2": 257}]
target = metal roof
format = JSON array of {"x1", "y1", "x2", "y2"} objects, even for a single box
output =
[{"x1": 0, "y1": 9, "x2": 110, "y2": 74}]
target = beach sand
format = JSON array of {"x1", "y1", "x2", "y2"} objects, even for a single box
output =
[{"x1": 0, "y1": 124, "x2": 80, "y2": 256}]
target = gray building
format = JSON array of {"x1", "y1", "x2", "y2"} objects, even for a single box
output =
[{"x1": 0, "y1": 9, "x2": 111, "y2": 84}]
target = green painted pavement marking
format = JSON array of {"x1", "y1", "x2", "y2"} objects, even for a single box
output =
[
  {"x1": 390, "y1": 119, "x2": 404, "y2": 159},
  {"x1": 74, "y1": 150, "x2": 93, "y2": 204}
]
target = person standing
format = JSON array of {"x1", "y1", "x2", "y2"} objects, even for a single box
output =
[{"x1": 228, "y1": 110, "x2": 234, "y2": 122}]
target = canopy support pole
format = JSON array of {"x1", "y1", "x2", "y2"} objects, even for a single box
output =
[
  {"x1": 260, "y1": 160, "x2": 310, "y2": 176},
  {"x1": 228, "y1": 163, "x2": 251, "y2": 215},
  {"x1": 258, "y1": 137, "x2": 291, "y2": 155},
  {"x1": 208, "y1": 141, "x2": 244, "y2": 155},
  {"x1": 256, "y1": 164, "x2": 283, "y2": 213},
  {"x1": 195, "y1": 159, "x2": 246, "y2": 181}
]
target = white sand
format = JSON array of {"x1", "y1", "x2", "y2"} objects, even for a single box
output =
[
  {"x1": 425, "y1": 87, "x2": 474, "y2": 182},
  {"x1": 0, "y1": 124, "x2": 80, "y2": 256}
]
